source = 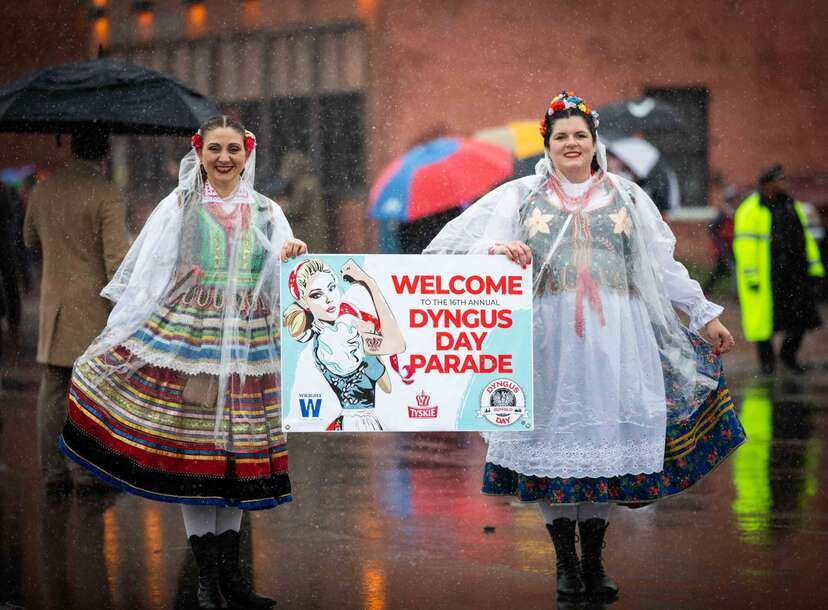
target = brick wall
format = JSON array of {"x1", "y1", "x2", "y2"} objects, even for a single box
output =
[
  {"x1": 0, "y1": 1, "x2": 87, "y2": 173},
  {"x1": 366, "y1": 0, "x2": 828, "y2": 187}
]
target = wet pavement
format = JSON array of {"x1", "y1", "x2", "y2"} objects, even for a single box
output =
[{"x1": 2, "y1": 298, "x2": 828, "y2": 609}]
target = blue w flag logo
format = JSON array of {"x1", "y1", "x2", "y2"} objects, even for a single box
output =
[{"x1": 299, "y1": 398, "x2": 322, "y2": 418}]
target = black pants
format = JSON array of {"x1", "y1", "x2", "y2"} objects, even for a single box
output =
[{"x1": 756, "y1": 331, "x2": 804, "y2": 370}]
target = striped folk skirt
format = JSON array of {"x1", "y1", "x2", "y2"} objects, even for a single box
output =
[
  {"x1": 60, "y1": 347, "x2": 291, "y2": 510},
  {"x1": 482, "y1": 373, "x2": 745, "y2": 504}
]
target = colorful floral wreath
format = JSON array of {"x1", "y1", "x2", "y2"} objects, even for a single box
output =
[
  {"x1": 539, "y1": 90, "x2": 600, "y2": 139},
  {"x1": 190, "y1": 130, "x2": 257, "y2": 152}
]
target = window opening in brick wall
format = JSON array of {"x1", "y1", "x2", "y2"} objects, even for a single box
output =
[{"x1": 643, "y1": 86, "x2": 709, "y2": 208}]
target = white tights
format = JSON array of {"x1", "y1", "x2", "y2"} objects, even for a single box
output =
[
  {"x1": 537, "y1": 501, "x2": 612, "y2": 524},
  {"x1": 181, "y1": 505, "x2": 244, "y2": 537}
]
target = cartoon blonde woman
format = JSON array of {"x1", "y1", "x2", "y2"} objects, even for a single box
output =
[{"x1": 283, "y1": 258, "x2": 406, "y2": 430}]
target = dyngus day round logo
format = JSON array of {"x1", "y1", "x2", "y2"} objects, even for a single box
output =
[{"x1": 479, "y1": 379, "x2": 526, "y2": 426}]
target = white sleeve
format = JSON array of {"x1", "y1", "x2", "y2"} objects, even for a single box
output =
[
  {"x1": 424, "y1": 178, "x2": 531, "y2": 255},
  {"x1": 467, "y1": 184, "x2": 523, "y2": 254},
  {"x1": 81, "y1": 193, "x2": 183, "y2": 360},
  {"x1": 102, "y1": 192, "x2": 182, "y2": 305},
  {"x1": 631, "y1": 183, "x2": 723, "y2": 332}
]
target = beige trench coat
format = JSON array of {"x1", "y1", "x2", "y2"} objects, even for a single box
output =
[{"x1": 24, "y1": 159, "x2": 129, "y2": 367}]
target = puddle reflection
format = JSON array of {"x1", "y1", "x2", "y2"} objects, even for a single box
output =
[{"x1": 732, "y1": 377, "x2": 822, "y2": 544}]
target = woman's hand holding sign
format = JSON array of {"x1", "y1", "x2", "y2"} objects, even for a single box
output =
[
  {"x1": 489, "y1": 241, "x2": 532, "y2": 269},
  {"x1": 281, "y1": 238, "x2": 308, "y2": 262}
]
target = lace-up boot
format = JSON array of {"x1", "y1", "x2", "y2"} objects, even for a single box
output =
[
  {"x1": 545, "y1": 518, "x2": 585, "y2": 597},
  {"x1": 578, "y1": 518, "x2": 619, "y2": 599}
]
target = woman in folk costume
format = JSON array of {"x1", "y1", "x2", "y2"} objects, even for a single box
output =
[
  {"x1": 425, "y1": 92, "x2": 746, "y2": 600},
  {"x1": 60, "y1": 116, "x2": 307, "y2": 610}
]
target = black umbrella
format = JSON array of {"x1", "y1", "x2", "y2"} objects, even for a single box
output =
[
  {"x1": 0, "y1": 58, "x2": 218, "y2": 135},
  {"x1": 595, "y1": 97, "x2": 687, "y2": 137}
]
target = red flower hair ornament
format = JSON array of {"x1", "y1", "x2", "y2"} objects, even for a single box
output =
[
  {"x1": 190, "y1": 130, "x2": 256, "y2": 152},
  {"x1": 244, "y1": 131, "x2": 256, "y2": 153}
]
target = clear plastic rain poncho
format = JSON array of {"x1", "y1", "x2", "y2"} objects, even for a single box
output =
[
  {"x1": 78, "y1": 142, "x2": 293, "y2": 452},
  {"x1": 425, "y1": 144, "x2": 723, "y2": 478}
]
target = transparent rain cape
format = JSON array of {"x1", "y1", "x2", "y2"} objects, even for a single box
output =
[
  {"x1": 79, "y1": 146, "x2": 293, "y2": 451},
  {"x1": 424, "y1": 142, "x2": 719, "y2": 429}
]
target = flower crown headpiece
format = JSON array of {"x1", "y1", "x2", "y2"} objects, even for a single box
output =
[
  {"x1": 191, "y1": 130, "x2": 257, "y2": 153},
  {"x1": 539, "y1": 90, "x2": 600, "y2": 139}
]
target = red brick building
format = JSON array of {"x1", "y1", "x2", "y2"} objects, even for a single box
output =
[
  {"x1": 2, "y1": 0, "x2": 826, "y2": 255},
  {"x1": 0, "y1": 1, "x2": 87, "y2": 172}
]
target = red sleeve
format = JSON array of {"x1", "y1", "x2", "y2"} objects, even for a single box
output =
[{"x1": 339, "y1": 302, "x2": 381, "y2": 333}]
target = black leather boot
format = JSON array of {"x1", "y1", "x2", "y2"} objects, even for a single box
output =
[
  {"x1": 578, "y1": 518, "x2": 619, "y2": 599},
  {"x1": 189, "y1": 533, "x2": 229, "y2": 609},
  {"x1": 216, "y1": 529, "x2": 275, "y2": 608},
  {"x1": 545, "y1": 518, "x2": 585, "y2": 597}
]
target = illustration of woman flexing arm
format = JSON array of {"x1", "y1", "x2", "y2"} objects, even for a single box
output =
[{"x1": 283, "y1": 258, "x2": 406, "y2": 430}]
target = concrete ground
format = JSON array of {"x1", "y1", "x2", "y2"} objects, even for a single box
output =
[{"x1": 2, "y1": 294, "x2": 827, "y2": 610}]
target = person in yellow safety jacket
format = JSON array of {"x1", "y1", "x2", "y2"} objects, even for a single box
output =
[{"x1": 734, "y1": 164, "x2": 824, "y2": 374}]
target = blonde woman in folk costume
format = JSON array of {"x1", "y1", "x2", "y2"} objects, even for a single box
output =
[
  {"x1": 60, "y1": 116, "x2": 307, "y2": 610},
  {"x1": 426, "y1": 91, "x2": 746, "y2": 601},
  {"x1": 283, "y1": 257, "x2": 407, "y2": 431}
]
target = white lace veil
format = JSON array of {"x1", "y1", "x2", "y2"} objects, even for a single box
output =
[{"x1": 78, "y1": 133, "x2": 292, "y2": 452}]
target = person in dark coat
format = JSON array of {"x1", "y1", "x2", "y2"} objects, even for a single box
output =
[
  {"x1": 734, "y1": 164, "x2": 824, "y2": 373},
  {"x1": 0, "y1": 180, "x2": 22, "y2": 368}
]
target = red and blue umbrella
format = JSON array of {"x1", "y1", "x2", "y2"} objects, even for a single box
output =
[{"x1": 370, "y1": 137, "x2": 513, "y2": 222}]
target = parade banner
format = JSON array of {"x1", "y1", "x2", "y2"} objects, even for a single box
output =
[{"x1": 280, "y1": 254, "x2": 533, "y2": 431}]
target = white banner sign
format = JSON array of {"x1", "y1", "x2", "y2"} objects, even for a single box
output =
[{"x1": 280, "y1": 254, "x2": 533, "y2": 431}]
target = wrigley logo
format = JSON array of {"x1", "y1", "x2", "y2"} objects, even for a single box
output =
[
  {"x1": 299, "y1": 394, "x2": 322, "y2": 418},
  {"x1": 408, "y1": 389, "x2": 438, "y2": 419}
]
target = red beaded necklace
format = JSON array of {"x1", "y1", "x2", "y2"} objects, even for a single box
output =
[{"x1": 545, "y1": 172, "x2": 604, "y2": 213}]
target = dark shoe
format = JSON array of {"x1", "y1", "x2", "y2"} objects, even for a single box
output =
[
  {"x1": 780, "y1": 356, "x2": 807, "y2": 374},
  {"x1": 45, "y1": 476, "x2": 74, "y2": 498},
  {"x1": 74, "y1": 477, "x2": 119, "y2": 497},
  {"x1": 757, "y1": 342, "x2": 775, "y2": 374},
  {"x1": 546, "y1": 518, "x2": 586, "y2": 597},
  {"x1": 189, "y1": 533, "x2": 229, "y2": 609},
  {"x1": 579, "y1": 518, "x2": 619, "y2": 599},
  {"x1": 216, "y1": 529, "x2": 275, "y2": 608}
]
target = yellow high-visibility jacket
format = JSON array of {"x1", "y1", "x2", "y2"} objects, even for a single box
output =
[{"x1": 733, "y1": 193, "x2": 824, "y2": 342}]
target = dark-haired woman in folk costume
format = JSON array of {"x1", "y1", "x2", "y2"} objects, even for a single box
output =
[{"x1": 426, "y1": 92, "x2": 746, "y2": 601}]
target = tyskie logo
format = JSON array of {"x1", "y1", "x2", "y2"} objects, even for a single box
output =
[{"x1": 408, "y1": 389, "x2": 438, "y2": 419}]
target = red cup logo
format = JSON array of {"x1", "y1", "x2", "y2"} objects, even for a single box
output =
[{"x1": 408, "y1": 389, "x2": 438, "y2": 418}]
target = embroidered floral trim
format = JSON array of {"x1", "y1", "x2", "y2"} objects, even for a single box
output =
[{"x1": 485, "y1": 438, "x2": 666, "y2": 479}]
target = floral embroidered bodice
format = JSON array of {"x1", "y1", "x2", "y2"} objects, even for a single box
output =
[
  {"x1": 520, "y1": 174, "x2": 637, "y2": 335},
  {"x1": 176, "y1": 183, "x2": 271, "y2": 289}
]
